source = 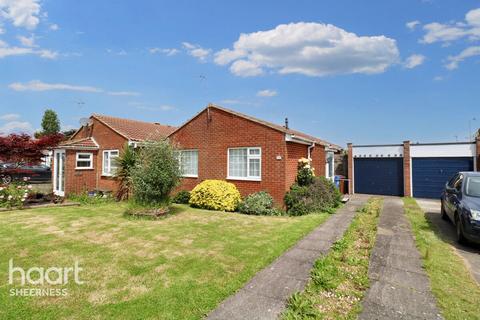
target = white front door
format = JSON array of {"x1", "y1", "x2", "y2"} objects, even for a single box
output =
[{"x1": 53, "y1": 149, "x2": 66, "y2": 196}]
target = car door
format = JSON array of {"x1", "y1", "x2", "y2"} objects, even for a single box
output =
[
  {"x1": 450, "y1": 174, "x2": 464, "y2": 222},
  {"x1": 444, "y1": 174, "x2": 458, "y2": 217}
]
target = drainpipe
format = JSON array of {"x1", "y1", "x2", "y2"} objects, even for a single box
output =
[{"x1": 308, "y1": 142, "x2": 315, "y2": 160}]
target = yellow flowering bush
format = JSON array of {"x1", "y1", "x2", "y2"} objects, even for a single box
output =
[{"x1": 189, "y1": 180, "x2": 241, "y2": 212}]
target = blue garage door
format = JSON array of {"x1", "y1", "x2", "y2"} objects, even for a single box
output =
[
  {"x1": 412, "y1": 157, "x2": 474, "y2": 199},
  {"x1": 354, "y1": 158, "x2": 404, "y2": 196}
]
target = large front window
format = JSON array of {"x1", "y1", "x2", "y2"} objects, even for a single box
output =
[
  {"x1": 102, "y1": 150, "x2": 119, "y2": 176},
  {"x1": 178, "y1": 150, "x2": 198, "y2": 177},
  {"x1": 228, "y1": 147, "x2": 261, "y2": 181}
]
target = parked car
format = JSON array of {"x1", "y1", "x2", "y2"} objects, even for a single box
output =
[
  {"x1": 0, "y1": 163, "x2": 52, "y2": 184},
  {"x1": 441, "y1": 172, "x2": 480, "y2": 245}
]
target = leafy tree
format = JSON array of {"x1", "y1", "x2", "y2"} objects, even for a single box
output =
[
  {"x1": 0, "y1": 133, "x2": 63, "y2": 164},
  {"x1": 40, "y1": 109, "x2": 60, "y2": 136},
  {"x1": 131, "y1": 141, "x2": 180, "y2": 206}
]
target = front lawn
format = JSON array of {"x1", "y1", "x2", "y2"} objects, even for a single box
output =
[{"x1": 0, "y1": 203, "x2": 330, "y2": 319}]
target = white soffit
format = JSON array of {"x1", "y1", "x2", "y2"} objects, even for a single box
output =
[
  {"x1": 411, "y1": 143, "x2": 475, "y2": 157},
  {"x1": 352, "y1": 145, "x2": 403, "y2": 158}
]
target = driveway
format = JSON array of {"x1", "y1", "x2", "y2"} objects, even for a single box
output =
[{"x1": 416, "y1": 198, "x2": 480, "y2": 284}]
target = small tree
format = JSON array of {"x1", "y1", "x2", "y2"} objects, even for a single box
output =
[
  {"x1": 0, "y1": 133, "x2": 63, "y2": 164},
  {"x1": 114, "y1": 143, "x2": 137, "y2": 201},
  {"x1": 37, "y1": 109, "x2": 60, "y2": 137},
  {"x1": 131, "y1": 141, "x2": 180, "y2": 206}
]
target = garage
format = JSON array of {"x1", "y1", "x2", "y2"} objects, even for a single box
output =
[
  {"x1": 412, "y1": 157, "x2": 474, "y2": 199},
  {"x1": 354, "y1": 158, "x2": 404, "y2": 196}
]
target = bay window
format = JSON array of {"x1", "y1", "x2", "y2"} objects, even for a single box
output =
[{"x1": 228, "y1": 147, "x2": 261, "y2": 181}]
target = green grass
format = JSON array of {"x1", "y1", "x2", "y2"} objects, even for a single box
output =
[
  {"x1": 282, "y1": 197, "x2": 383, "y2": 320},
  {"x1": 403, "y1": 198, "x2": 480, "y2": 320},
  {"x1": 0, "y1": 203, "x2": 332, "y2": 319}
]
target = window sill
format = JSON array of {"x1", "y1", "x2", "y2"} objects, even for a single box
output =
[
  {"x1": 181, "y1": 175, "x2": 198, "y2": 178},
  {"x1": 75, "y1": 167, "x2": 94, "y2": 170},
  {"x1": 227, "y1": 176, "x2": 261, "y2": 182}
]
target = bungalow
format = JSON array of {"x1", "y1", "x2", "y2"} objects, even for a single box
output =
[
  {"x1": 53, "y1": 105, "x2": 341, "y2": 205},
  {"x1": 52, "y1": 114, "x2": 175, "y2": 196},
  {"x1": 169, "y1": 104, "x2": 342, "y2": 205}
]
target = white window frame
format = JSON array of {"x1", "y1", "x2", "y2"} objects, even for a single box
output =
[
  {"x1": 227, "y1": 147, "x2": 262, "y2": 181},
  {"x1": 75, "y1": 152, "x2": 93, "y2": 170},
  {"x1": 177, "y1": 149, "x2": 199, "y2": 178},
  {"x1": 102, "y1": 149, "x2": 119, "y2": 176}
]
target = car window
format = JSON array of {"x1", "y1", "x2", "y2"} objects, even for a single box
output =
[
  {"x1": 465, "y1": 177, "x2": 480, "y2": 197},
  {"x1": 454, "y1": 175, "x2": 463, "y2": 191},
  {"x1": 448, "y1": 174, "x2": 459, "y2": 188}
]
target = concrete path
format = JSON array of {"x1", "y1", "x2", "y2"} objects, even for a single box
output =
[
  {"x1": 416, "y1": 199, "x2": 480, "y2": 284},
  {"x1": 207, "y1": 194, "x2": 370, "y2": 320},
  {"x1": 359, "y1": 197, "x2": 442, "y2": 320}
]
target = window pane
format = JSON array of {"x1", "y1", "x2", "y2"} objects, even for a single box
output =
[
  {"x1": 249, "y1": 158, "x2": 260, "y2": 177},
  {"x1": 180, "y1": 150, "x2": 198, "y2": 176},
  {"x1": 249, "y1": 148, "x2": 260, "y2": 156},
  {"x1": 103, "y1": 152, "x2": 109, "y2": 173},
  {"x1": 78, "y1": 154, "x2": 91, "y2": 159},
  {"x1": 110, "y1": 152, "x2": 119, "y2": 173},
  {"x1": 229, "y1": 149, "x2": 247, "y2": 177},
  {"x1": 77, "y1": 161, "x2": 91, "y2": 168}
]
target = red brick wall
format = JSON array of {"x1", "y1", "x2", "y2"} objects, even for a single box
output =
[
  {"x1": 347, "y1": 143, "x2": 353, "y2": 194},
  {"x1": 311, "y1": 145, "x2": 326, "y2": 177},
  {"x1": 170, "y1": 107, "x2": 288, "y2": 205},
  {"x1": 285, "y1": 142, "x2": 307, "y2": 191},
  {"x1": 62, "y1": 118, "x2": 127, "y2": 195},
  {"x1": 403, "y1": 141, "x2": 411, "y2": 197}
]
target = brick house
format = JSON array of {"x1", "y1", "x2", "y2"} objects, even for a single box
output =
[
  {"x1": 169, "y1": 104, "x2": 341, "y2": 205},
  {"x1": 52, "y1": 114, "x2": 175, "y2": 196}
]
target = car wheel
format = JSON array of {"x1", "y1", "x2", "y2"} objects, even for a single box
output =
[
  {"x1": 441, "y1": 203, "x2": 449, "y2": 221},
  {"x1": 455, "y1": 215, "x2": 468, "y2": 245},
  {"x1": 1, "y1": 174, "x2": 12, "y2": 185}
]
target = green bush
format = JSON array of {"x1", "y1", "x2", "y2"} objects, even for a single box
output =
[
  {"x1": 238, "y1": 191, "x2": 285, "y2": 216},
  {"x1": 0, "y1": 183, "x2": 32, "y2": 208},
  {"x1": 296, "y1": 157, "x2": 315, "y2": 186},
  {"x1": 172, "y1": 190, "x2": 191, "y2": 204},
  {"x1": 114, "y1": 143, "x2": 137, "y2": 201},
  {"x1": 284, "y1": 177, "x2": 341, "y2": 216},
  {"x1": 67, "y1": 191, "x2": 114, "y2": 205},
  {"x1": 189, "y1": 180, "x2": 241, "y2": 212},
  {"x1": 131, "y1": 141, "x2": 180, "y2": 206}
]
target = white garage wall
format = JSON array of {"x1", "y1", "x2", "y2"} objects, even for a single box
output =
[
  {"x1": 410, "y1": 143, "x2": 475, "y2": 158},
  {"x1": 352, "y1": 145, "x2": 403, "y2": 158}
]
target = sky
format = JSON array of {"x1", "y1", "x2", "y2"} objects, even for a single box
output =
[{"x1": 1, "y1": 0, "x2": 480, "y2": 146}]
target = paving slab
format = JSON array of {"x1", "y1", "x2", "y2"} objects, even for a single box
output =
[
  {"x1": 359, "y1": 197, "x2": 443, "y2": 320},
  {"x1": 207, "y1": 194, "x2": 370, "y2": 320}
]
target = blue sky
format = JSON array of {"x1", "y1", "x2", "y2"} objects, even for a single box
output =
[{"x1": 1, "y1": 0, "x2": 479, "y2": 146}]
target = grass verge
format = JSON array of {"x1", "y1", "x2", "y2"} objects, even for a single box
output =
[
  {"x1": 282, "y1": 197, "x2": 383, "y2": 320},
  {"x1": 403, "y1": 198, "x2": 480, "y2": 320}
]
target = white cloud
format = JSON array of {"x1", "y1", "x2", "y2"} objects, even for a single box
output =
[
  {"x1": 421, "y1": 8, "x2": 480, "y2": 44},
  {"x1": 0, "y1": 39, "x2": 57, "y2": 59},
  {"x1": 433, "y1": 76, "x2": 444, "y2": 81},
  {"x1": 134, "y1": 104, "x2": 175, "y2": 111},
  {"x1": 0, "y1": 120, "x2": 33, "y2": 134},
  {"x1": 406, "y1": 20, "x2": 420, "y2": 30},
  {"x1": 107, "y1": 91, "x2": 140, "y2": 96},
  {"x1": 404, "y1": 54, "x2": 425, "y2": 68},
  {"x1": 49, "y1": 23, "x2": 58, "y2": 31},
  {"x1": 9, "y1": 80, "x2": 102, "y2": 92},
  {"x1": 214, "y1": 22, "x2": 399, "y2": 77},
  {"x1": 445, "y1": 46, "x2": 480, "y2": 70},
  {"x1": 257, "y1": 89, "x2": 278, "y2": 97},
  {"x1": 149, "y1": 47, "x2": 179, "y2": 56},
  {"x1": 17, "y1": 34, "x2": 36, "y2": 47},
  {"x1": 182, "y1": 42, "x2": 211, "y2": 62},
  {"x1": 0, "y1": 0, "x2": 41, "y2": 30},
  {"x1": 0, "y1": 113, "x2": 20, "y2": 121},
  {"x1": 9, "y1": 80, "x2": 142, "y2": 98}
]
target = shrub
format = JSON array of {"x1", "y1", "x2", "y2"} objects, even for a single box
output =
[
  {"x1": 296, "y1": 157, "x2": 315, "y2": 186},
  {"x1": 238, "y1": 191, "x2": 284, "y2": 216},
  {"x1": 0, "y1": 183, "x2": 33, "y2": 209},
  {"x1": 67, "y1": 191, "x2": 114, "y2": 205},
  {"x1": 284, "y1": 177, "x2": 341, "y2": 216},
  {"x1": 131, "y1": 141, "x2": 180, "y2": 206},
  {"x1": 114, "y1": 143, "x2": 137, "y2": 201},
  {"x1": 189, "y1": 180, "x2": 241, "y2": 212},
  {"x1": 173, "y1": 190, "x2": 191, "y2": 204}
]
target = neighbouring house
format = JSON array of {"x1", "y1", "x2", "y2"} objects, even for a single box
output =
[
  {"x1": 169, "y1": 104, "x2": 342, "y2": 205},
  {"x1": 52, "y1": 114, "x2": 175, "y2": 196}
]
